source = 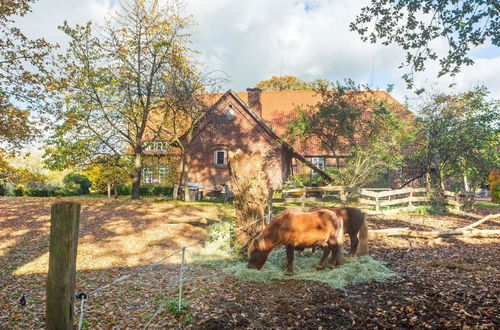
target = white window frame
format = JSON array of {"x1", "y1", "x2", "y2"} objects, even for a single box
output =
[
  {"x1": 311, "y1": 157, "x2": 325, "y2": 173},
  {"x1": 214, "y1": 150, "x2": 227, "y2": 166},
  {"x1": 142, "y1": 167, "x2": 154, "y2": 184},
  {"x1": 158, "y1": 166, "x2": 168, "y2": 184},
  {"x1": 144, "y1": 141, "x2": 168, "y2": 152}
]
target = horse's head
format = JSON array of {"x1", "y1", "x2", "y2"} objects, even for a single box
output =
[{"x1": 247, "y1": 237, "x2": 269, "y2": 270}]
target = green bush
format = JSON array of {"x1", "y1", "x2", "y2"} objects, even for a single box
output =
[
  {"x1": 492, "y1": 182, "x2": 500, "y2": 203},
  {"x1": 117, "y1": 185, "x2": 132, "y2": 195},
  {"x1": 13, "y1": 186, "x2": 25, "y2": 196},
  {"x1": 0, "y1": 184, "x2": 5, "y2": 196},
  {"x1": 25, "y1": 188, "x2": 50, "y2": 197},
  {"x1": 117, "y1": 185, "x2": 173, "y2": 196},
  {"x1": 63, "y1": 173, "x2": 91, "y2": 195},
  {"x1": 54, "y1": 186, "x2": 76, "y2": 196}
]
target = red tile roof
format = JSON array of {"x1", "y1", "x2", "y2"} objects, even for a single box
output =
[{"x1": 208, "y1": 90, "x2": 409, "y2": 156}]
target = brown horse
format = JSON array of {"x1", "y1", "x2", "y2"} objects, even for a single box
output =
[
  {"x1": 310, "y1": 206, "x2": 368, "y2": 256},
  {"x1": 247, "y1": 209, "x2": 345, "y2": 275}
]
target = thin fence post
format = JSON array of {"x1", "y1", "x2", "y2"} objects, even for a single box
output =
[
  {"x1": 375, "y1": 196, "x2": 380, "y2": 213},
  {"x1": 178, "y1": 246, "x2": 186, "y2": 311},
  {"x1": 408, "y1": 190, "x2": 414, "y2": 209},
  {"x1": 46, "y1": 202, "x2": 81, "y2": 330}
]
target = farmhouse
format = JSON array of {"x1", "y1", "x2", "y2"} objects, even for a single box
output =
[{"x1": 141, "y1": 88, "x2": 411, "y2": 195}]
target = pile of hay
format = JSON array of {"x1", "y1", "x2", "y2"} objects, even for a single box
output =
[{"x1": 224, "y1": 248, "x2": 395, "y2": 288}]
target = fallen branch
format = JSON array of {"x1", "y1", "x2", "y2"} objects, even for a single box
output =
[
  {"x1": 167, "y1": 217, "x2": 208, "y2": 225},
  {"x1": 370, "y1": 227, "x2": 500, "y2": 239},
  {"x1": 369, "y1": 213, "x2": 500, "y2": 239},
  {"x1": 459, "y1": 213, "x2": 500, "y2": 230}
]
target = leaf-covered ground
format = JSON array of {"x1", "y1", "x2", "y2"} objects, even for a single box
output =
[{"x1": 0, "y1": 196, "x2": 499, "y2": 329}]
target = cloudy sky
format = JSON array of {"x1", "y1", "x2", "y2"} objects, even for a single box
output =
[{"x1": 16, "y1": 0, "x2": 500, "y2": 109}]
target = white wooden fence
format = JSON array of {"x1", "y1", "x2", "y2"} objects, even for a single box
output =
[{"x1": 273, "y1": 186, "x2": 475, "y2": 214}]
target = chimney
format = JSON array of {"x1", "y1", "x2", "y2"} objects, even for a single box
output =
[{"x1": 246, "y1": 88, "x2": 262, "y2": 118}]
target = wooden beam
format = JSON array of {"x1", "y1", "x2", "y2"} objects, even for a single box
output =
[{"x1": 46, "y1": 202, "x2": 81, "y2": 330}]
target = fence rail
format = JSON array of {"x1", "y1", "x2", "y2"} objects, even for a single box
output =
[{"x1": 273, "y1": 186, "x2": 475, "y2": 214}]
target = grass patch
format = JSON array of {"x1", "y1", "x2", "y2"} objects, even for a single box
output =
[
  {"x1": 400, "y1": 206, "x2": 444, "y2": 215},
  {"x1": 191, "y1": 221, "x2": 239, "y2": 263},
  {"x1": 224, "y1": 248, "x2": 395, "y2": 289},
  {"x1": 475, "y1": 201, "x2": 500, "y2": 208}
]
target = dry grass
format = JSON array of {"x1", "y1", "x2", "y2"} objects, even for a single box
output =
[
  {"x1": 1, "y1": 197, "x2": 499, "y2": 328},
  {"x1": 0, "y1": 196, "x2": 230, "y2": 328}
]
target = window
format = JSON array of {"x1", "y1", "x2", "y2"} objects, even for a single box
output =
[
  {"x1": 158, "y1": 166, "x2": 168, "y2": 184},
  {"x1": 214, "y1": 150, "x2": 227, "y2": 166},
  {"x1": 142, "y1": 167, "x2": 154, "y2": 184},
  {"x1": 144, "y1": 141, "x2": 169, "y2": 152},
  {"x1": 226, "y1": 107, "x2": 235, "y2": 120},
  {"x1": 311, "y1": 157, "x2": 325, "y2": 172}
]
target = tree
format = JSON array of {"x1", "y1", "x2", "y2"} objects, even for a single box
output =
[
  {"x1": 287, "y1": 80, "x2": 413, "y2": 187},
  {"x1": 351, "y1": 0, "x2": 500, "y2": 89},
  {"x1": 256, "y1": 75, "x2": 330, "y2": 91},
  {"x1": 84, "y1": 161, "x2": 131, "y2": 197},
  {"x1": 413, "y1": 86, "x2": 500, "y2": 191},
  {"x1": 0, "y1": 0, "x2": 55, "y2": 158},
  {"x1": 63, "y1": 173, "x2": 91, "y2": 195},
  {"x1": 45, "y1": 0, "x2": 198, "y2": 199},
  {"x1": 166, "y1": 69, "x2": 224, "y2": 201}
]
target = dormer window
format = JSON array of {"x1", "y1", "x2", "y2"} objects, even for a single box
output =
[
  {"x1": 214, "y1": 150, "x2": 227, "y2": 166},
  {"x1": 144, "y1": 141, "x2": 169, "y2": 152}
]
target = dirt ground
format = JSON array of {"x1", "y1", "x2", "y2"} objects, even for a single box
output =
[{"x1": 0, "y1": 196, "x2": 499, "y2": 329}]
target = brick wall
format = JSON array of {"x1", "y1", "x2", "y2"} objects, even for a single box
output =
[{"x1": 187, "y1": 94, "x2": 286, "y2": 193}]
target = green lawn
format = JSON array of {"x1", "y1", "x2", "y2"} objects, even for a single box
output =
[{"x1": 475, "y1": 200, "x2": 500, "y2": 208}]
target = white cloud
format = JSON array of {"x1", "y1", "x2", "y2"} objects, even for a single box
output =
[{"x1": 13, "y1": 0, "x2": 500, "y2": 106}]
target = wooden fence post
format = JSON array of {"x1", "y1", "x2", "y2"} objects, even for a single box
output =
[
  {"x1": 340, "y1": 187, "x2": 347, "y2": 206},
  {"x1": 375, "y1": 196, "x2": 380, "y2": 213},
  {"x1": 46, "y1": 202, "x2": 81, "y2": 330},
  {"x1": 408, "y1": 190, "x2": 414, "y2": 209}
]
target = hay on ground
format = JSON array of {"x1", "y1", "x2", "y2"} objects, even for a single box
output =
[{"x1": 224, "y1": 248, "x2": 395, "y2": 288}]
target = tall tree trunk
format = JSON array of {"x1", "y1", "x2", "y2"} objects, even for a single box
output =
[
  {"x1": 131, "y1": 152, "x2": 142, "y2": 200},
  {"x1": 425, "y1": 170, "x2": 432, "y2": 189},
  {"x1": 439, "y1": 170, "x2": 446, "y2": 190},
  {"x1": 463, "y1": 174, "x2": 470, "y2": 192},
  {"x1": 182, "y1": 151, "x2": 191, "y2": 201},
  {"x1": 113, "y1": 185, "x2": 118, "y2": 198},
  {"x1": 107, "y1": 182, "x2": 111, "y2": 199}
]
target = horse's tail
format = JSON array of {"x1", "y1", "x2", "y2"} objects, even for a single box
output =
[{"x1": 357, "y1": 216, "x2": 369, "y2": 256}]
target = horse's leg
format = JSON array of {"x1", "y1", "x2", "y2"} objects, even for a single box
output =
[
  {"x1": 329, "y1": 242, "x2": 338, "y2": 268},
  {"x1": 284, "y1": 245, "x2": 295, "y2": 275},
  {"x1": 348, "y1": 232, "x2": 358, "y2": 257},
  {"x1": 297, "y1": 248, "x2": 304, "y2": 257},
  {"x1": 315, "y1": 246, "x2": 330, "y2": 270}
]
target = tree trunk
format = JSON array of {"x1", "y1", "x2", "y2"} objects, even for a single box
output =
[
  {"x1": 425, "y1": 170, "x2": 432, "y2": 189},
  {"x1": 439, "y1": 170, "x2": 446, "y2": 190},
  {"x1": 173, "y1": 185, "x2": 179, "y2": 201},
  {"x1": 182, "y1": 152, "x2": 190, "y2": 201},
  {"x1": 463, "y1": 174, "x2": 470, "y2": 192},
  {"x1": 131, "y1": 152, "x2": 142, "y2": 200},
  {"x1": 107, "y1": 182, "x2": 111, "y2": 199},
  {"x1": 113, "y1": 185, "x2": 118, "y2": 198}
]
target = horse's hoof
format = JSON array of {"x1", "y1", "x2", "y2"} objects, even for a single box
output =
[
  {"x1": 328, "y1": 264, "x2": 336, "y2": 269},
  {"x1": 284, "y1": 270, "x2": 294, "y2": 276},
  {"x1": 315, "y1": 264, "x2": 325, "y2": 270}
]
